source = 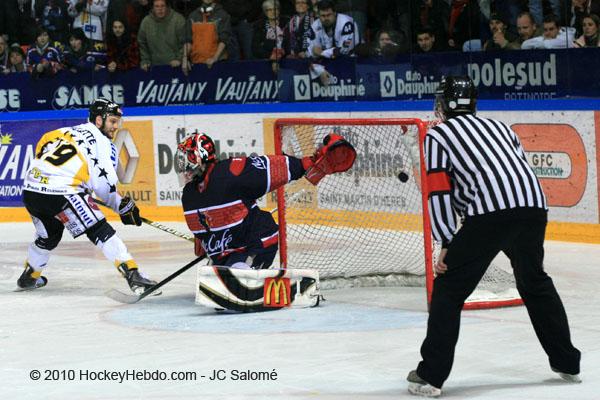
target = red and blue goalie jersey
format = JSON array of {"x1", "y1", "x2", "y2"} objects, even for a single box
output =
[{"x1": 182, "y1": 155, "x2": 306, "y2": 266}]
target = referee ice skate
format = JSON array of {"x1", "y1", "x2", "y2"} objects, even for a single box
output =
[
  {"x1": 18, "y1": 98, "x2": 158, "y2": 295},
  {"x1": 407, "y1": 76, "x2": 581, "y2": 397}
]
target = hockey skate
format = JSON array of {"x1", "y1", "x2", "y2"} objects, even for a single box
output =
[
  {"x1": 16, "y1": 264, "x2": 48, "y2": 291},
  {"x1": 552, "y1": 367, "x2": 582, "y2": 383},
  {"x1": 117, "y1": 261, "x2": 161, "y2": 296},
  {"x1": 407, "y1": 370, "x2": 442, "y2": 398}
]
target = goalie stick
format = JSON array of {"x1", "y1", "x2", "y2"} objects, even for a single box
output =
[
  {"x1": 93, "y1": 198, "x2": 194, "y2": 242},
  {"x1": 105, "y1": 190, "x2": 307, "y2": 304}
]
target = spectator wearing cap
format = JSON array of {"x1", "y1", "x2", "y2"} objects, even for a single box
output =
[
  {"x1": 8, "y1": 45, "x2": 27, "y2": 72},
  {"x1": 522, "y1": 14, "x2": 576, "y2": 49},
  {"x1": 138, "y1": 0, "x2": 186, "y2": 71},
  {"x1": 26, "y1": 27, "x2": 62, "y2": 78},
  {"x1": 62, "y1": 27, "x2": 107, "y2": 73},
  {"x1": 483, "y1": 12, "x2": 518, "y2": 50}
]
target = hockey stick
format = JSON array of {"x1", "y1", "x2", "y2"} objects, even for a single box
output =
[
  {"x1": 105, "y1": 255, "x2": 206, "y2": 304},
  {"x1": 104, "y1": 189, "x2": 307, "y2": 304},
  {"x1": 93, "y1": 198, "x2": 194, "y2": 242}
]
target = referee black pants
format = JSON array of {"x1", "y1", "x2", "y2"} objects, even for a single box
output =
[{"x1": 416, "y1": 207, "x2": 581, "y2": 389}]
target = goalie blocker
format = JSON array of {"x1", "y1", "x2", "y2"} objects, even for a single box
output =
[{"x1": 196, "y1": 266, "x2": 321, "y2": 312}]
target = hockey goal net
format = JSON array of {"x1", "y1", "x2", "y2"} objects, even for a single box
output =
[{"x1": 273, "y1": 118, "x2": 522, "y2": 310}]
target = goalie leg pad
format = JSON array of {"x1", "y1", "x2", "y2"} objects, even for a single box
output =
[{"x1": 195, "y1": 266, "x2": 321, "y2": 312}]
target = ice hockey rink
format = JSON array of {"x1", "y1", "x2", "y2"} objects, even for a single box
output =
[{"x1": 1, "y1": 222, "x2": 598, "y2": 400}]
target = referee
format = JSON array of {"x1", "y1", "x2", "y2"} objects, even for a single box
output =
[{"x1": 407, "y1": 76, "x2": 581, "y2": 397}]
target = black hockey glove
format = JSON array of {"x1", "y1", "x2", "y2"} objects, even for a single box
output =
[{"x1": 119, "y1": 197, "x2": 142, "y2": 226}]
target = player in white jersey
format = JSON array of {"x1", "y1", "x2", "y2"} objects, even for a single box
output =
[
  {"x1": 306, "y1": 0, "x2": 359, "y2": 59},
  {"x1": 18, "y1": 98, "x2": 158, "y2": 295}
]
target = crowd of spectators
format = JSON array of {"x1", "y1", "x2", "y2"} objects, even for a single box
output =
[{"x1": 0, "y1": 0, "x2": 599, "y2": 78}]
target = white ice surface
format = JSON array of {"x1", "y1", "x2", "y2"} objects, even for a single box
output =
[{"x1": 0, "y1": 222, "x2": 598, "y2": 400}]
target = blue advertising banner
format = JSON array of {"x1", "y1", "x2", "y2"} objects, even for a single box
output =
[
  {"x1": 0, "y1": 49, "x2": 599, "y2": 112},
  {"x1": 0, "y1": 119, "x2": 83, "y2": 206}
]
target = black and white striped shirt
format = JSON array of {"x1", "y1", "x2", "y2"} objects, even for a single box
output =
[{"x1": 424, "y1": 114, "x2": 547, "y2": 245}]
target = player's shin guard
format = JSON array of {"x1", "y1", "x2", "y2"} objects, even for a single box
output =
[
  {"x1": 27, "y1": 242, "x2": 50, "y2": 270},
  {"x1": 195, "y1": 266, "x2": 321, "y2": 312}
]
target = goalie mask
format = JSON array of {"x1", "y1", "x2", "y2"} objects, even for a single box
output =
[
  {"x1": 434, "y1": 75, "x2": 477, "y2": 121},
  {"x1": 175, "y1": 133, "x2": 217, "y2": 185}
]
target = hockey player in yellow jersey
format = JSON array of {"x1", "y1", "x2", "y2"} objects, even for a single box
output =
[{"x1": 18, "y1": 98, "x2": 158, "y2": 295}]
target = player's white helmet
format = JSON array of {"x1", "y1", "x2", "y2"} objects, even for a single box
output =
[{"x1": 175, "y1": 133, "x2": 217, "y2": 185}]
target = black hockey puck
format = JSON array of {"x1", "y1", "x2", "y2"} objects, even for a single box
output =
[{"x1": 398, "y1": 172, "x2": 409, "y2": 182}]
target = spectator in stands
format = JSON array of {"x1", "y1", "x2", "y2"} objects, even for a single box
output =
[
  {"x1": 284, "y1": 0, "x2": 316, "y2": 59},
  {"x1": 0, "y1": 35, "x2": 8, "y2": 74},
  {"x1": 3, "y1": 0, "x2": 37, "y2": 46},
  {"x1": 172, "y1": 0, "x2": 202, "y2": 17},
  {"x1": 574, "y1": 14, "x2": 600, "y2": 47},
  {"x1": 138, "y1": 0, "x2": 186, "y2": 71},
  {"x1": 183, "y1": 0, "x2": 232, "y2": 71},
  {"x1": 447, "y1": 0, "x2": 482, "y2": 50},
  {"x1": 252, "y1": 0, "x2": 285, "y2": 71},
  {"x1": 365, "y1": 29, "x2": 402, "y2": 58},
  {"x1": 8, "y1": 44, "x2": 28, "y2": 72},
  {"x1": 35, "y1": 0, "x2": 72, "y2": 44},
  {"x1": 26, "y1": 27, "x2": 62, "y2": 78},
  {"x1": 569, "y1": 0, "x2": 600, "y2": 36},
  {"x1": 415, "y1": 25, "x2": 447, "y2": 53},
  {"x1": 410, "y1": 0, "x2": 451, "y2": 52},
  {"x1": 69, "y1": 0, "x2": 110, "y2": 44},
  {"x1": 108, "y1": 0, "x2": 152, "y2": 34},
  {"x1": 306, "y1": 0, "x2": 359, "y2": 86},
  {"x1": 511, "y1": 11, "x2": 542, "y2": 49},
  {"x1": 307, "y1": 0, "x2": 359, "y2": 59},
  {"x1": 62, "y1": 27, "x2": 106, "y2": 73},
  {"x1": 221, "y1": 0, "x2": 262, "y2": 61},
  {"x1": 106, "y1": 19, "x2": 140, "y2": 72},
  {"x1": 521, "y1": 14, "x2": 576, "y2": 49},
  {"x1": 493, "y1": 0, "x2": 524, "y2": 35},
  {"x1": 335, "y1": 0, "x2": 367, "y2": 41},
  {"x1": 529, "y1": 0, "x2": 562, "y2": 27},
  {"x1": 483, "y1": 12, "x2": 519, "y2": 50}
]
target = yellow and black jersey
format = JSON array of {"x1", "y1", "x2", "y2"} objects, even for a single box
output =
[{"x1": 24, "y1": 122, "x2": 122, "y2": 213}]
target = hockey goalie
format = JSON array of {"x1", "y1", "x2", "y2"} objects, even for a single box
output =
[{"x1": 175, "y1": 131, "x2": 356, "y2": 312}]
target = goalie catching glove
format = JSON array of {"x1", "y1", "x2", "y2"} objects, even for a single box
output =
[
  {"x1": 119, "y1": 196, "x2": 142, "y2": 226},
  {"x1": 302, "y1": 133, "x2": 356, "y2": 185}
]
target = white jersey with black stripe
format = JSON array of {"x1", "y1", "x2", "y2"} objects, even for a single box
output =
[
  {"x1": 23, "y1": 122, "x2": 123, "y2": 213},
  {"x1": 424, "y1": 114, "x2": 547, "y2": 245}
]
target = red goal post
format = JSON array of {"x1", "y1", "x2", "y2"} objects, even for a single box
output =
[{"x1": 273, "y1": 118, "x2": 523, "y2": 310}]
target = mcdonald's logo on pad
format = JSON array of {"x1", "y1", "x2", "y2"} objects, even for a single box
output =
[{"x1": 264, "y1": 278, "x2": 291, "y2": 307}]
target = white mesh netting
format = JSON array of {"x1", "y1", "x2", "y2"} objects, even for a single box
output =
[{"x1": 276, "y1": 121, "x2": 520, "y2": 306}]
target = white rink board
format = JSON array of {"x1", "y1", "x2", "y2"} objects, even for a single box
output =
[{"x1": 126, "y1": 110, "x2": 599, "y2": 224}]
